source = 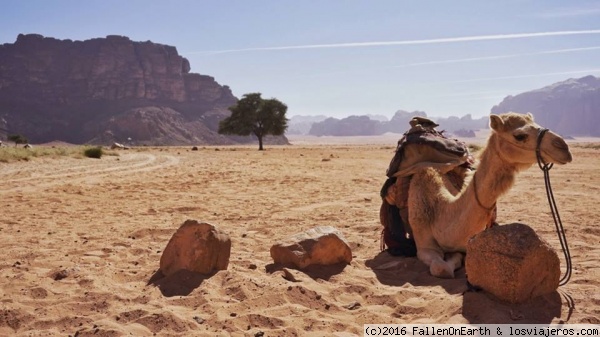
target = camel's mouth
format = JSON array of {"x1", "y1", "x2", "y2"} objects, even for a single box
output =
[
  {"x1": 540, "y1": 135, "x2": 572, "y2": 165},
  {"x1": 542, "y1": 149, "x2": 572, "y2": 165}
]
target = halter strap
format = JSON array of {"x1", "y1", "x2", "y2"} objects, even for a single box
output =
[
  {"x1": 535, "y1": 127, "x2": 571, "y2": 285},
  {"x1": 536, "y1": 128, "x2": 553, "y2": 171},
  {"x1": 472, "y1": 171, "x2": 496, "y2": 212}
]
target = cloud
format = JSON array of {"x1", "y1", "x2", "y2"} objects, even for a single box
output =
[
  {"x1": 289, "y1": 46, "x2": 600, "y2": 80},
  {"x1": 395, "y1": 46, "x2": 600, "y2": 68},
  {"x1": 535, "y1": 5, "x2": 600, "y2": 18},
  {"x1": 188, "y1": 30, "x2": 600, "y2": 54},
  {"x1": 437, "y1": 69, "x2": 600, "y2": 85}
]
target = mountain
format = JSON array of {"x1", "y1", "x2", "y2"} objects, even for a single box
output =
[
  {"x1": 435, "y1": 114, "x2": 488, "y2": 134},
  {"x1": 308, "y1": 116, "x2": 385, "y2": 136},
  {"x1": 384, "y1": 110, "x2": 428, "y2": 133},
  {"x1": 0, "y1": 34, "x2": 287, "y2": 145},
  {"x1": 306, "y1": 110, "x2": 488, "y2": 137},
  {"x1": 366, "y1": 114, "x2": 389, "y2": 122},
  {"x1": 287, "y1": 115, "x2": 328, "y2": 135},
  {"x1": 491, "y1": 75, "x2": 600, "y2": 136}
]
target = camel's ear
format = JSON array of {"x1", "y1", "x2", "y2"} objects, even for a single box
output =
[
  {"x1": 526, "y1": 112, "x2": 534, "y2": 121},
  {"x1": 489, "y1": 114, "x2": 503, "y2": 131}
]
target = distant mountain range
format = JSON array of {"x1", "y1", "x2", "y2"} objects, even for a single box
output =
[
  {"x1": 293, "y1": 110, "x2": 488, "y2": 137},
  {"x1": 290, "y1": 75, "x2": 600, "y2": 137}
]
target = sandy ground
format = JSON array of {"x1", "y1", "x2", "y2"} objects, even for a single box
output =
[{"x1": 0, "y1": 136, "x2": 599, "y2": 336}]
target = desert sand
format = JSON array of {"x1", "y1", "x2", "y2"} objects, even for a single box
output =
[{"x1": 0, "y1": 137, "x2": 599, "y2": 336}]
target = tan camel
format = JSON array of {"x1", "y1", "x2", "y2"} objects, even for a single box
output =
[{"x1": 406, "y1": 112, "x2": 572, "y2": 278}]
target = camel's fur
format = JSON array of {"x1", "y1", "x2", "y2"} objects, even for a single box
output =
[{"x1": 406, "y1": 112, "x2": 572, "y2": 278}]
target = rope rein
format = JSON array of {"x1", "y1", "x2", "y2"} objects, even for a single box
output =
[{"x1": 536, "y1": 128, "x2": 572, "y2": 286}]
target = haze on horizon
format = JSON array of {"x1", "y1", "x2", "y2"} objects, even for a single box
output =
[{"x1": 1, "y1": 0, "x2": 599, "y2": 119}]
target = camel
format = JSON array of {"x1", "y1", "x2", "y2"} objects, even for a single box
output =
[{"x1": 389, "y1": 112, "x2": 572, "y2": 278}]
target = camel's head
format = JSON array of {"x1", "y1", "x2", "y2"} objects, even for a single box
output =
[{"x1": 489, "y1": 112, "x2": 572, "y2": 167}]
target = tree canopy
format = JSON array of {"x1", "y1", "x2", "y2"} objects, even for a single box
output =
[
  {"x1": 218, "y1": 93, "x2": 288, "y2": 150},
  {"x1": 8, "y1": 134, "x2": 28, "y2": 146}
]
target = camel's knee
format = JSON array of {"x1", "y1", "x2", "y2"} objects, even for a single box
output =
[
  {"x1": 445, "y1": 252, "x2": 464, "y2": 271},
  {"x1": 430, "y1": 260, "x2": 455, "y2": 279},
  {"x1": 418, "y1": 249, "x2": 457, "y2": 279},
  {"x1": 417, "y1": 249, "x2": 443, "y2": 266}
]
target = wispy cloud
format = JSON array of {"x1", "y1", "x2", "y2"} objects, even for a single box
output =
[
  {"x1": 290, "y1": 46, "x2": 600, "y2": 80},
  {"x1": 188, "y1": 30, "x2": 600, "y2": 55},
  {"x1": 436, "y1": 69, "x2": 600, "y2": 85},
  {"x1": 395, "y1": 46, "x2": 600, "y2": 68},
  {"x1": 536, "y1": 5, "x2": 600, "y2": 18}
]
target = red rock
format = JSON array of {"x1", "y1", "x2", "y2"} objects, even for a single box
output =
[
  {"x1": 160, "y1": 220, "x2": 231, "y2": 276},
  {"x1": 465, "y1": 223, "x2": 560, "y2": 303},
  {"x1": 270, "y1": 226, "x2": 352, "y2": 269}
]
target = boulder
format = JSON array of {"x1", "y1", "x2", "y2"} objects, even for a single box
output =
[
  {"x1": 270, "y1": 226, "x2": 352, "y2": 269},
  {"x1": 159, "y1": 220, "x2": 231, "y2": 276},
  {"x1": 465, "y1": 223, "x2": 560, "y2": 303}
]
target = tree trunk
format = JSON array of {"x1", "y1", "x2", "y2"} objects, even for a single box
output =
[{"x1": 258, "y1": 135, "x2": 264, "y2": 151}]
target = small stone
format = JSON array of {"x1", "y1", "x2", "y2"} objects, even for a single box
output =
[
  {"x1": 52, "y1": 269, "x2": 69, "y2": 281},
  {"x1": 345, "y1": 301, "x2": 361, "y2": 310},
  {"x1": 281, "y1": 268, "x2": 302, "y2": 282},
  {"x1": 270, "y1": 226, "x2": 352, "y2": 269}
]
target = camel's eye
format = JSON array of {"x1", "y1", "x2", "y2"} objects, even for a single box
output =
[{"x1": 514, "y1": 134, "x2": 528, "y2": 142}]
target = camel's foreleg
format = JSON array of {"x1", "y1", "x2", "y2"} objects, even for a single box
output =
[
  {"x1": 445, "y1": 251, "x2": 464, "y2": 272},
  {"x1": 417, "y1": 248, "x2": 461, "y2": 278}
]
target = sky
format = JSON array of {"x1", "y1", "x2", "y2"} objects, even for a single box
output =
[{"x1": 1, "y1": 0, "x2": 600, "y2": 119}]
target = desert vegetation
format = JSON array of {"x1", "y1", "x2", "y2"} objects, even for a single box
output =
[{"x1": 0, "y1": 145, "x2": 117, "y2": 163}]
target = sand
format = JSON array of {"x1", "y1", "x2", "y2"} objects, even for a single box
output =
[{"x1": 0, "y1": 138, "x2": 598, "y2": 336}]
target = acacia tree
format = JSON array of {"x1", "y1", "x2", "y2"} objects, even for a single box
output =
[
  {"x1": 8, "y1": 134, "x2": 28, "y2": 147},
  {"x1": 218, "y1": 93, "x2": 288, "y2": 150}
]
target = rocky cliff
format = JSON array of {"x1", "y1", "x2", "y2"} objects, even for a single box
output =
[
  {"x1": 0, "y1": 34, "x2": 286, "y2": 145},
  {"x1": 491, "y1": 75, "x2": 600, "y2": 136}
]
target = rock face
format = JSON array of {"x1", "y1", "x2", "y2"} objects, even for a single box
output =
[
  {"x1": 160, "y1": 220, "x2": 231, "y2": 276},
  {"x1": 287, "y1": 115, "x2": 328, "y2": 135},
  {"x1": 453, "y1": 129, "x2": 476, "y2": 137},
  {"x1": 491, "y1": 75, "x2": 600, "y2": 136},
  {"x1": 0, "y1": 34, "x2": 288, "y2": 145},
  {"x1": 306, "y1": 110, "x2": 488, "y2": 136},
  {"x1": 465, "y1": 223, "x2": 560, "y2": 303},
  {"x1": 270, "y1": 226, "x2": 352, "y2": 269},
  {"x1": 309, "y1": 116, "x2": 385, "y2": 136}
]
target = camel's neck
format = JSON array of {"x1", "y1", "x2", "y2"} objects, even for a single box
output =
[{"x1": 469, "y1": 133, "x2": 519, "y2": 210}]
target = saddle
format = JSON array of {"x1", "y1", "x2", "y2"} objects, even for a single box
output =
[{"x1": 379, "y1": 117, "x2": 494, "y2": 256}]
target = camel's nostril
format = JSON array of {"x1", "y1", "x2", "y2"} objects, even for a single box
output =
[{"x1": 552, "y1": 138, "x2": 569, "y2": 150}]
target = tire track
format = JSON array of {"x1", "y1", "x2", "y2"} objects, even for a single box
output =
[{"x1": 0, "y1": 153, "x2": 180, "y2": 194}]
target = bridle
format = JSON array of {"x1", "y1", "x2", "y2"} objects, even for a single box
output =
[{"x1": 536, "y1": 128, "x2": 572, "y2": 286}]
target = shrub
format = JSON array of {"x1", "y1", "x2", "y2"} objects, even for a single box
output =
[
  {"x1": 8, "y1": 134, "x2": 28, "y2": 146},
  {"x1": 468, "y1": 143, "x2": 483, "y2": 153},
  {"x1": 84, "y1": 147, "x2": 103, "y2": 159}
]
